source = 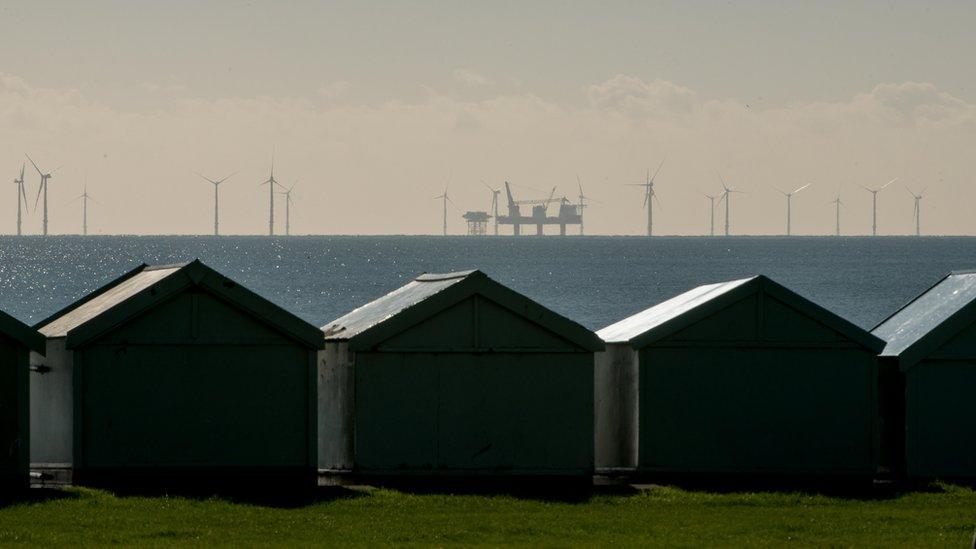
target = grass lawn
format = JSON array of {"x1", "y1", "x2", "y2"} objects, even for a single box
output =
[{"x1": 1, "y1": 483, "x2": 974, "y2": 546}]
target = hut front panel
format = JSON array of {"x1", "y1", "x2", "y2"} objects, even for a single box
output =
[
  {"x1": 355, "y1": 352, "x2": 438, "y2": 471},
  {"x1": 377, "y1": 297, "x2": 577, "y2": 351},
  {"x1": 78, "y1": 345, "x2": 309, "y2": 468},
  {"x1": 94, "y1": 290, "x2": 296, "y2": 346},
  {"x1": 640, "y1": 347, "x2": 875, "y2": 474},
  {"x1": 0, "y1": 337, "x2": 28, "y2": 486},
  {"x1": 75, "y1": 291, "x2": 312, "y2": 470},
  {"x1": 29, "y1": 339, "x2": 73, "y2": 467},
  {"x1": 638, "y1": 292, "x2": 877, "y2": 475},
  {"x1": 906, "y1": 361, "x2": 976, "y2": 478},
  {"x1": 355, "y1": 352, "x2": 593, "y2": 475}
]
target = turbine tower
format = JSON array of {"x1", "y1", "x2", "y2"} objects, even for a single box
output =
[
  {"x1": 576, "y1": 175, "x2": 593, "y2": 236},
  {"x1": 279, "y1": 182, "x2": 296, "y2": 236},
  {"x1": 196, "y1": 170, "x2": 236, "y2": 236},
  {"x1": 433, "y1": 185, "x2": 455, "y2": 236},
  {"x1": 628, "y1": 160, "x2": 664, "y2": 236},
  {"x1": 70, "y1": 185, "x2": 93, "y2": 236},
  {"x1": 260, "y1": 158, "x2": 283, "y2": 236},
  {"x1": 26, "y1": 154, "x2": 57, "y2": 236},
  {"x1": 773, "y1": 183, "x2": 810, "y2": 236},
  {"x1": 703, "y1": 193, "x2": 717, "y2": 236},
  {"x1": 717, "y1": 173, "x2": 745, "y2": 236},
  {"x1": 907, "y1": 186, "x2": 926, "y2": 237},
  {"x1": 13, "y1": 164, "x2": 27, "y2": 236},
  {"x1": 830, "y1": 193, "x2": 843, "y2": 236},
  {"x1": 481, "y1": 180, "x2": 501, "y2": 235},
  {"x1": 860, "y1": 178, "x2": 898, "y2": 236}
]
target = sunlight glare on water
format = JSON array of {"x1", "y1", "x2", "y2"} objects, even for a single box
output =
[{"x1": 0, "y1": 236, "x2": 971, "y2": 330}]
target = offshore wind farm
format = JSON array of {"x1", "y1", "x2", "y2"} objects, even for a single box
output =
[{"x1": 6, "y1": 154, "x2": 944, "y2": 237}]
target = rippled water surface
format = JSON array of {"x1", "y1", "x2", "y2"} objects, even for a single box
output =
[{"x1": 0, "y1": 236, "x2": 972, "y2": 330}]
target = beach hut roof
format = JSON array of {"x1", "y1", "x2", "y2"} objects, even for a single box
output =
[
  {"x1": 598, "y1": 275, "x2": 884, "y2": 352},
  {"x1": 35, "y1": 259, "x2": 323, "y2": 349},
  {"x1": 322, "y1": 269, "x2": 604, "y2": 352},
  {"x1": 873, "y1": 271, "x2": 976, "y2": 369},
  {"x1": 0, "y1": 309, "x2": 45, "y2": 354}
]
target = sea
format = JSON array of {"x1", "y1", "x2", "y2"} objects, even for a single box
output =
[{"x1": 0, "y1": 235, "x2": 972, "y2": 331}]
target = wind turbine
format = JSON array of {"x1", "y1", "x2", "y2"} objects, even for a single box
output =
[
  {"x1": 702, "y1": 192, "x2": 717, "y2": 236},
  {"x1": 433, "y1": 184, "x2": 456, "y2": 236},
  {"x1": 627, "y1": 160, "x2": 664, "y2": 236},
  {"x1": 69, "y1": 184, "x2": 94, "y2": 236},
  {"x1": 481, "y1": 180, "x2": 501, "y2": 236},
  {"x1": 907, "y1": 186, "x2": 926, "y2": 237},
  {"x1": 260, "y1": 157, "x2": 284, "y2": 236},
  {"x1": 830, "y1": 192, "x2": 843, "y2": 236},
  {"x1": 717, "y1": 173, "x2": 745, "y2": 236},
  {"x1": 196, "y1": 170, "x2": 236, "y2": 236},
  {"x1": 27, "y1": 154, "x2": 59, "y2": 236},
  {"x1": 13, "y1": 164, "x2": 27, "y2": 236},
  {"x1": 576, "y1": 175, "x2": 596, "y2": 236},
  {"x1": 860, "y1": 178, "x2": 898, "y2": 236},
  {"x1": 773, "y1": 183, "x2": 811, "y2": 236},
  {"x1": 279, "y1": 182, "x2": 297, "y2": 236}
]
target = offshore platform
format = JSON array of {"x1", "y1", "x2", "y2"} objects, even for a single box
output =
[
  {"x1": 497, "y1": 181, "x2": 583, "y2": 236},
  {"x1": 461, "y1": 180, "x2": 589, "y2": 236}
]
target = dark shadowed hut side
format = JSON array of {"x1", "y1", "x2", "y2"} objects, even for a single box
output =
[
  {"x1": 597, "y1": 275, "x2": 885, "y2": 480},
  {"x1": 320, "y1": 270, "x2": 603, "y2": 480},
  {"x1": 30, "y1": 260, "x2": 322, "y2": 488},
  {"x1": 873, "y1": 271, "x2": 976, "y2": 480},
  {"x1": 0, "y1": 311, "x2": 45, "y2": 491}
]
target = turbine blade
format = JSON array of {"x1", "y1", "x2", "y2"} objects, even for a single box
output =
[
  {"x1": 195, "y1": 172, "x2": 218, "y2": 184},
  {"x1": 650, "y1": 160, "x2": 665, "y2": 182},
  {"x1": 717, "y1": 172, "x2": 729, "y2": 190},
  {"x1": 446, "y1": 195, "x2": 461, "y2": 212},
  {"x1": 793, "y1": 183, "x2": 810, "y2": 194},
  {"x1": 32, "y1": 183, "x2": 43, "y2": 212},
  {"x1": 772, "y1": 186, "x2": 787, "y2": 196},
  {"x1": 217, "y1": 171, "x2": 238, "y2": 184},
  {"x1": 879, "y1": 177, "x2": 898, "y2": 191},
  {"x1": 25, "y1": 154, "x2": 43, "y2": 176}
]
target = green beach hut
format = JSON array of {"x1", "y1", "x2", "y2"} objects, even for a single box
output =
[
  {"x1": 320, "y1": 270, "x2": 603, "y2": 479},
  {"x1": 597, "y1": 275, "x2": 885, "y2": 478},
  {"x1": 0, "y1": 311, "x2": 45, "y2": 491},
  {"x1": 29, "y1": 260, "x2": 322, "y2": 487},
  {"x1": 873, "y1": 271, "x2": 976, "y2": 480}
]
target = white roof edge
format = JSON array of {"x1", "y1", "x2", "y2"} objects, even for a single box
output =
[{"x1": 596, "y1": 277, "x2": 755, "y2": 344}]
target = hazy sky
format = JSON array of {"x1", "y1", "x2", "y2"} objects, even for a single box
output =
[{"x1": 1, "y1": 1, "x2": 974, "y2": 235}]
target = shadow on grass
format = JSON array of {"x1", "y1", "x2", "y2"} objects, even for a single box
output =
[
  {"x1": 632, "y1": 474, "x2": 909, "y2": 501},
  {"x1": 96, "y1": 484, "x2": 366, "y2": 509},
  {"x1": 0, "y1": 488, "x2": 80, "y2": 509},
  {"x1": 363, "y1": 476, "x2": 639, "y2": 503}
]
